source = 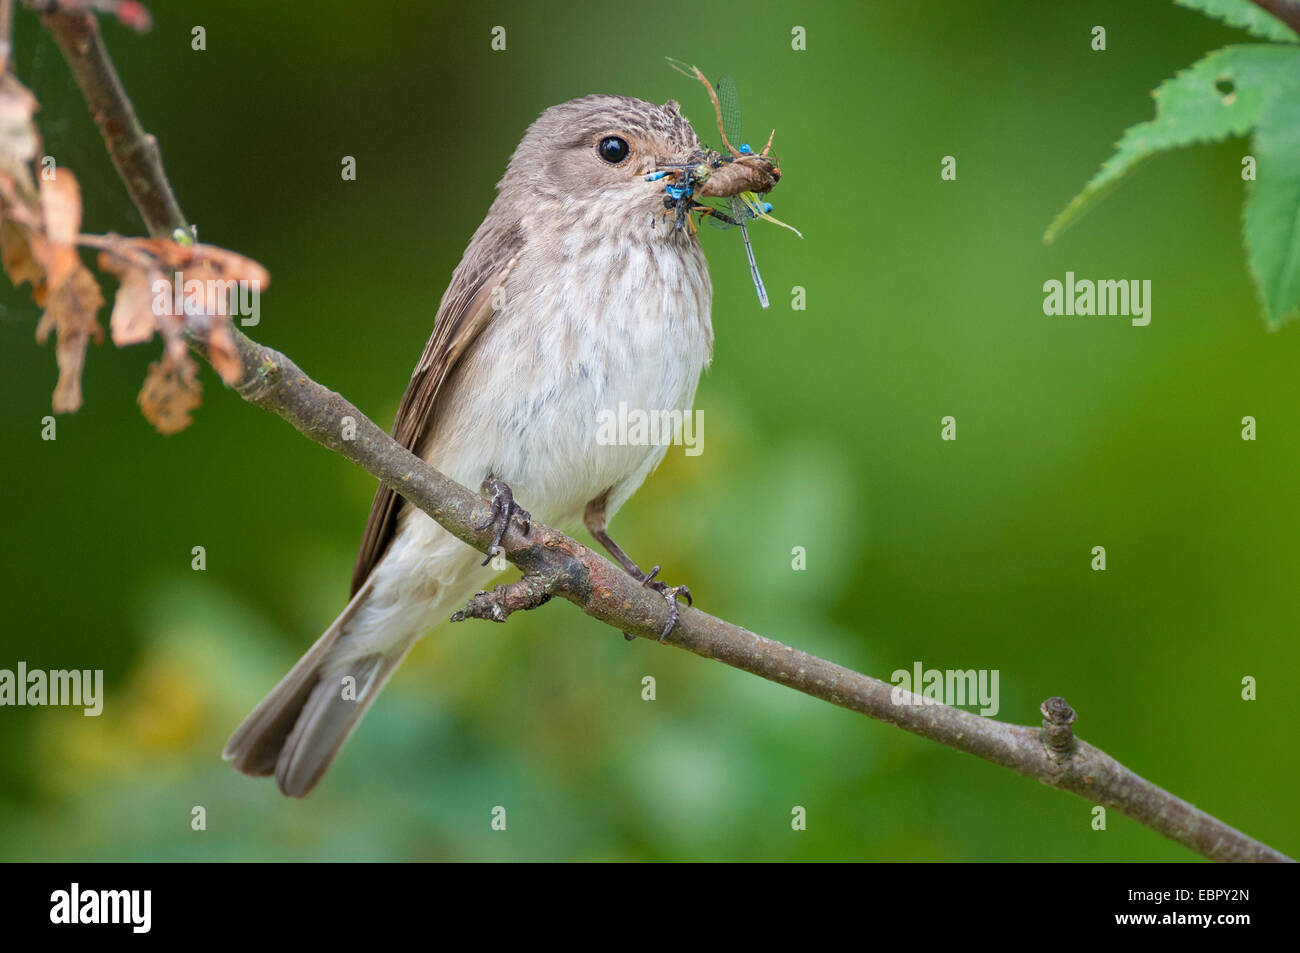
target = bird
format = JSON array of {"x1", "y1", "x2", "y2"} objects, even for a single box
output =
[{"x1": 222, "y1": 95, "x2": 727, "y2": 797}]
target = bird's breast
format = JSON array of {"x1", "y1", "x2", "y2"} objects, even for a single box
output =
[{"x1": 430, "y1": 229, "x2": 714, "y2": 527}]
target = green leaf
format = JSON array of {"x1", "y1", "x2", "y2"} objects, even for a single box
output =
[
  {"x1": 1244, "y1": 83, "x2": 1300, "y2": 327},
  {"x1": 1044, "y1": 45, "x2": 1300, "y2": 243},
  {"x1": 1173, "y1": 0, "x2": 1300, "y2": 44}
]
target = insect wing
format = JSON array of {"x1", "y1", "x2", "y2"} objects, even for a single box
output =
[{"x1": 717, "y1": 75, "x2": 744, "y2": 152}]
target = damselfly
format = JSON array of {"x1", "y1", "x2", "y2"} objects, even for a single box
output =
[
  {"x1": 704, "y1": 75, "x2": 774, "y2": 308},
  {"x1": 656, "y1": 60, "x2": 802, "y2": 310}
]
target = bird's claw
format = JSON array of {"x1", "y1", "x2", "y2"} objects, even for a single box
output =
[
  {"x1": 641, "y1": 567, "x2": 692, "y2": 642},
  {"x1": 477, "y1": 477, "x2": 531, "y2": 567}
]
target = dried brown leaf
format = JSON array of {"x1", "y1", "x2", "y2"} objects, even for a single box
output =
[
  {"x1": 38, "y1": 168, "x2": 82, "y2": 292},
  {"x1": 120, "y1": 237, "x2": 271, "y2": 290},
  {"x1": 39, "y1": 167, "x2": 81, "y2": 245},
  {"x1": 0, "y1": 76, "x2": 46, "y2": 300},
  {"x1": 109, "y1": 265, "x2": 159, "y2": 346},
  {"x1": 1, "y1": 218, "x2": 43, "y2": 293},
  {"x1": 0, "y1": 73, "x2": 40, "y2": 198},
  {"x1": 138, "y1": 356, "x2": 202, "y2": 435},
  {"x1": 206, "y1": 317, "x2": 243, "y2": 385},
  {"x1": 35, "y1": 263, "x2": 105, "y2": 413},
  {"x1": 194, "y1": 243, "x2": 270, "y2": 290},
  {"x1": 176, "y1": 260, "x2": 223, "y2": 317}
]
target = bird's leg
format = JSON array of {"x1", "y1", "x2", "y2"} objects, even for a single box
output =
[
  {"x1": 476, "y1": 477, "x2": 531, "y2": 567},
  {"x1": 584, "y1": 491, "x2": 692, "y2": 642}
]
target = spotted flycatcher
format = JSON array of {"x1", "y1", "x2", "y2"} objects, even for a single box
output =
[{"x1": 224, "y1": 94, "x2": 767, "y2": 796}]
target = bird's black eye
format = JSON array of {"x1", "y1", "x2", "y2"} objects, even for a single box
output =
[{"x1": 598, "y1": 136, "x2": 630, "y2": 164}]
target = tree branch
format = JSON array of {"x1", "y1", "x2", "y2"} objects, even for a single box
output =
[
  {"x1": 1248, "y1": 0, "x2": 1300, "y2": 35},
  {"x1": 40, "y1": 6, "x2": 184, "y2": 238},
  {"x1": 36, "y1": 7, "x2": 1293, "y2": 863}
]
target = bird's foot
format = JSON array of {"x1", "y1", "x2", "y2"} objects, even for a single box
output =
[
  {"x1": 639, "y1": 565, "x2": 692, "y2": 642},
  {"x1": 476, "y1": 477, "x2": 531, "y2": 567}
]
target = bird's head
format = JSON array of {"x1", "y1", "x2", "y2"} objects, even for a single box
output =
[{"x1": 499, "y1": 95, "x2": 711, "y2": 233}]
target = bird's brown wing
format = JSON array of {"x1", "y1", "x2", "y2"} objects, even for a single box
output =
[{"x1": 350, "y1": 221, "x2": 523, "y2": 595}]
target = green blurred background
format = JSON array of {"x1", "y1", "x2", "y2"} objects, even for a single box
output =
[{"x1": 1, "y1": 0, "x2": 1296, "y2": 861}]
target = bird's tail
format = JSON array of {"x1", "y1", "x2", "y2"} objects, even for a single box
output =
[{"x1": 222, "y1": 579, "x2": 416, "y2": 798}]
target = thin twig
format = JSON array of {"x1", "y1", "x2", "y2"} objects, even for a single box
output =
[
  {"x1": 37, "y1": 8, "x2": 1294, "y2": 863},
  {"x1": 39, "y1": 7, "x2": 183, "y2": 237},
  {"x1": 1247, "y1": 0, "x2": 1300, "y2": 34}
]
